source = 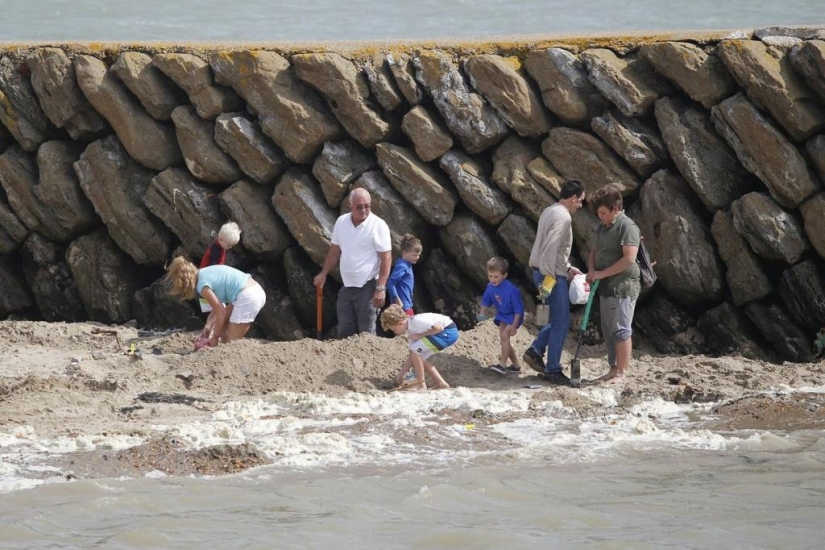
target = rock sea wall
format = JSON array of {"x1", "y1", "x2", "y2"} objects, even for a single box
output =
[{"x1": 1, "y1": 28, "x2": 825, "y2": 362}]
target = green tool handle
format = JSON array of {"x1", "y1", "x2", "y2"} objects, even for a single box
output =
[{"x1": 579, "y1": 280, "x2": 600, "y2": 331}]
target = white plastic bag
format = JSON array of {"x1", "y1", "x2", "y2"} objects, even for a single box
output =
[{"x1": 568, "y1": 274, "x2": 590, "y2": 305}]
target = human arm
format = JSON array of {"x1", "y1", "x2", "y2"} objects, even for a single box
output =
[
  {"x1": 586, "y1": 246, "x2": 597, "y2": 283},
  {"x1": 200, "y1": 287, "x2": 226, "y2": 346},
  {"x1": 313, "y1": 244, "x2": 342, "y2": 288},
  {"x1": 409, "y1": 323, "x2": 444, "y2": 342},
  {"x1": 508, "y1": 287, "x2": 524, "y2": 334},
  {"x1": 588, "y1": 245, "x2": 638, "y2": 281},
  {"x1": 373, "y1": 250, "x2": 392, "y2": 307},
  {"x1": 387, "y1": 261, "x2": 403, "y2": 306}
]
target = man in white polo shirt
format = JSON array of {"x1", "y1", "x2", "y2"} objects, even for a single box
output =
[{"x1": 313, "y1": 188, "x2": 392, "y2": 337}]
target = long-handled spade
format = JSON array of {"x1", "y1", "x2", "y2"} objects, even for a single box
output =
[
  {"x1": 570, "y1": 280, "x2": 599, "y2": 388},
  {"x1": 315, "y1": 284, "x2": 324, "y2": 340}
]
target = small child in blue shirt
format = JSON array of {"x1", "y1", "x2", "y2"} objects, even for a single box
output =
[
  {"x1": 387, "y1": 234, "x2": 422, "y2": 316},
  {"x1": 479, "y1": 257, "x2": 525, "y2": 374}
]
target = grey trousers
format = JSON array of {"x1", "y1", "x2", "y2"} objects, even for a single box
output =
[{"x1": 337, "y1": 279, "x2": 379, "y2": 338}]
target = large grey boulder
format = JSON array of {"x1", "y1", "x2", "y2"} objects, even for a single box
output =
[
  {"x1": 718, "y1": 40, "x2": 825, "y2": 142},
  {"x1": 363, "y1": 53, "x2": 404, "y2": 112},
  {"x1": 282, "y1": 246, "x2": 339, "y2": 334},
  {"x1": 214, "y1": 112, "x2": 288, "y2": 185},
  {"x1": 132, "y1": 279, "x2": 203, "y2": 331},
  {"x1": 591, "y1": 109, "x2": 669, "y2": 177},
  {"x1": 439, "y1": 150, "x2": 512, "y2": 226},
  {"x1": 171, "y1": 105, "x2": 242, "y2": 185},
  {"x1": 419, "y1": 248, "x2": 480, "y2": 331},
  {"x1": 251, "y1": 264, "x2": 307, "y2": 341},
  {"x1": 19, "y1": 232, "x2": 85, "y2": 322},
  {"x1": 634, "y1": 292, "x2": 705, "y2": 355},
  {"x1": 387, "y1": 53, "x2": 424, "y2": 106},
  {"x1": 292, "y1": 53, "x2": 391, "y2": 148},
  {"x1": 636, "y1": 170, "x2": 725, "y2": 307},
  {"x1": 790, "y1": 40, "x2": 825, "y2": 103},
  {"x1": 0, "y1": 56, "x2": 55, "y2": 140},
  {"x1": 400, "y1": 105, "x2": 454, "y2": 162},
  {"x1": 74, "y1": 136, "x2": 172, "y2": 265},
  {"x1": 65, "y1": 229, "x2": 143, "y2": 324},
  {"x1": 655, "y1": 97, "x2": 750, "y2": 212},
  {"x1": 375, "y1": 142, "x2": 457, "y2": 226},
  {"x1": 0, "y1": 88, "x2": 49, "y2": 152},
  {"x1": 639, "y1": 42, "x2": 736, "y2": 108},
  {"x1": 696, "y1": 301, "x2": 767, "y2": 359},
  {"x1": 311, "y1": 141, "x2": 377, "y2": 207},
  {"x1": 524, "y1": 48, "x2": 607, "y2": 127},
  {"x1": 496, "y1": 213, "x2": 537, "y2": 272},
  {"x1": 0, "y1": 144, "x2": 64, "y2": 242},
  {"x1": 219, "y1": 179, "x2": 293, "y2": 261},
  {"x1": 271, "y1": 168, "x2": 338, "y2": 268},
  {"x1": 510, "y1": 167, "x2": 557, "y2": 223},
  {"x1": 0, "y1": 200, "x2": 29, "y2": 254},
  {"x1": 571, "y1": 207, "x2": 602, "y2": 265},
  {"x1": 351, "y1": 170, "x2": 432, "y2": 258},
  {"x1": 731, "y1": 192, "x2": 810, "y2": 265},
  {"x1": 414, "y1": 50, "x2": 509, "y2": 153},
  {"x1": 800, "y1": 192, "x2": 825, "y2": 259},
  {"x1": 111, "y1": 51, "x2": 185, "y2": 120},
  {"x1": 744, "y1": 298, "x2": 813, "y2": 362},
  {"x1": 26, "y1": 48, "x2": 108, "y2": 140},
  {"x1": 439, "y1": 212, "x2": 502, "y2": 289},
  {"x1": 491, "y1": 135, "x2": 541, "y2": 195},
  {"x1": 710, "y1": 209, "x2": 773, "y2": 306},
  {"x1": 579, "y1": 49, "x2": 669, "y2": 117},
  {"x1": 74, "y1": 55, "x2": 182, "y2": 171},
  {"x1": 152, "y1": 53, "x2": 242, "y2": 119},
  {"x1": 778, "y1": 260, "x2": 825, "y2": 333},
  {"x1": 712, "y1": 93, "x2": 820, "y2": 209},
  {"x1": 0, "y1": 256, "x2": 34, "y2": 317},
  {"x1": 143, "y1": 167, "x2": 225, "y2": 259},
  {"x1": 209, "y1": 50, "x2": 343, "y2": 163},
  {"x1": 527, "y1": 157, "x2": 565, "y2": 198},
  {"x1": 464, "y1": 54, "x2": 551, "y2": 137},
  {"x1": 542, "y1": 127, "x2": 640, "y2": 196}
]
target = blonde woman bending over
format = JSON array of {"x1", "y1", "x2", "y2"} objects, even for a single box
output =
[{"x1": 164, "y1": 256, "x2": 266, "y2": 347}]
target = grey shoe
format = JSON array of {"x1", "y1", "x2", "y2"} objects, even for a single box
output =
[
  {"x1": 542, "y1": 371, "x2": 571, "y2": 386},
  {"x1": 490, "y1": 364, "x2": 507, "y2": 374},
  {"x1": 522, "y1": 348, "x2": 545, "y2": 374}
]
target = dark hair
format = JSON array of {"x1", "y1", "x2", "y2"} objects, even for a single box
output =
[
  {"x1": 400, "y1": 233, "x2": 422, "y2": 252},
  {"x1": 486, "y1": 256, "x2": 509, "y2": 274},
  {"x1": 589, "y1": 184, "x2": 623, "y2": 213},
  {"x1": 559, "y1": 179, "x2": 585, "y2": 200}
]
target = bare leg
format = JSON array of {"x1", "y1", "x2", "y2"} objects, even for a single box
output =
[
  {"x1": 423, "y1": 359, "x2": 449, "y2": 389},
  {"x1": 507, "y1": 340, "x2": 520, "y2": 369},
  {"x1": 409, "y1": 351, "x2": 427, "y2": 390},
  {"x1": 499, "y1": 324, "x2": 512, "y2": 366},
  {"x1": 395, "y1": 356, "x2": 413, "y2": 385},
  {"x1": 221, "y1": 322, "x2": 251, "y2": 343},
  {"x1": 598, "y1": 338, "x2": 631, "y2": 383}
]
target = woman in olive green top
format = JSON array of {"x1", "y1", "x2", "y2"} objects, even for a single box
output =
[{"x1": 586, "y1": 184, "x2": 641, "y2": 384}]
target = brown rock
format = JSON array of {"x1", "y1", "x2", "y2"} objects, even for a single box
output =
[
  {"x1": 696, "y1": 302, "x2": 768, "y2": 359},
  {"x1": 0, "y1": 56, "x2": 55, "y2": 137},
  {"x1": 439, "y1": 212, "x2": 502, "y2": 289},
  {"x1": 219, "y1": 179, "x2": 293, "y2": 261},
  {"x1": 778, "y1": 260, "x2": 825, "y2": 333},
  {"x1": 375, "y1": 142, "x2": 457, "y2": 226},
  {"x1": 0, "y1": 199, "x2": 28, "y2": 254},
  {"x1": 132, "y1": 278, "x2": 203, "y2": 332},
  {"x1": 351, "y1": 170, "x2": 432, "y2": 258},
  {"x1": 710, "y1": 209, "x2": 773, "y2": 306},
  {"x1": 799, "y1": 192, "x2": 825, "y2": 259},
  {"x1": 439, "y1": 150, "x2": 512, "y2": 226},
  {"x1": 311, "y1": 141, "x2": 377, "y2": 208},
  {"x1": 0, "y1": 255, "x2": 34, "y2": 317},
  {"x1": 111, "y1": 51, "x2": 185, "y2": 120},
  {"x1": 718, "y1": 40, "x2": 825, "y2": 142},
  {"x1": 636, "y1": 170, "x2": 725, "y2": 307},
  {"x1": 464, "y1": 54, "x2": 550, "y2": 137},
  {"x1": 143, "y1": 167, "x2": 225, "y2": 259},
  {"x1": 400, "y1": 105, "x2": 454, "y2": 162},
  {"x1": 0, "y1": 144, "x2": 60, "y2": 241},
  {"x1": 26, "y1": 48, "x2": 108, "y2": 140},
  {"x1": 0, "y1": 87, "x2": 49, "y2": 152},
  {"x1": 579, "y1": 49, "x2": 668, "y2": 117},
  {"x1": 152, "y1": 53, "x2": 242, "y2": 119},
  {"x1": 282, "y1": 246, "x2": 339, "y2": 333},
  {"x1": 387, "y1": 53, "x2": 423, "y2": 106},
  {"x1": 491, "y1": 136, "x2": 540, "y2": 194},
  {"x1": 744, "y1": 298, "x2": 813, "y2": 362},
  {"x1": 526, "y1": 157, "x2": 565, "y2": 198},
  {"x1": 496, "y1": 213, "x2": 537, "y2": 271},
  {"x1": 292, "y1": 53, "x2": 392, "y2": 148},
  {"x1": 20, "y1": 232, "x2": 85, "y2": 322},
  {"x1": 74, "y1": 55, "x2": 182, "y2": 171},
  {"x1": 655, "y1": 97, "x2": 751, "y2": 212},
  {"x1": 712, "y1": 93, "x2": 820, "y2": 209},
  {"x1": 65, "y1": 228, "x2": 143, "y2": 324},
  {"x1": 731, "y1": 192, "x2": 810, "y2": 265},
  {"x1": 419, "y1": 248, "x2": 481, "y2": 330},
  {"x1": 74, "y1": 136, "x2": 173, "y2": 265},
  {"x1": 214, "y1": 112, "x2": 289, "y2": 185},
  {"x1": 363, "y1": 53, "x2": 404, "y2": 112},
  {"x1": 571, "y1": 207, "x2": 601, "y2": 265},
  {"x1": 209, "y1": 50, "x2": 343, "y2": 163},
  {"x1": 524, "y1": 48, "x2": 607, "y2": 127},
  {"x1": 591, "y1": 109, "x2": 669, "y2": 177},
  {"x1": 252, "y1": 264, "x2": 307, "y2": 341},
  {"x1": 510, "y1": 170, "x2": 556, "y2": 223},
  {"x1": 171, "y1": 105, "x2": 242, "y2": 185},
  {"x1": 790, "y1": 40, "x2": 825, "y2": 103},
  {"x1": 639, "y1": 42, "x2": 737, "y2": 108},
  {"x1": 542, "y1": 127, "x2": 640, "y2": 196},
  {"x1": 634, "y1": 292, "x2": 705, "y2": 355},
  {"x1": 414, "y1": 50, "x2": 509, "y2": 153},
  {"x1": 271, "y1": 168, "x2": 338, "y2": 267}
]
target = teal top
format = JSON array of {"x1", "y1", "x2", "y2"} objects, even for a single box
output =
[{"x1": 196, "y1": 265, "x2": 251, "y2": 304}]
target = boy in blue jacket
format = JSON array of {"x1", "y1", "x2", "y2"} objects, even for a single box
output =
[
  {"x1": 387, "y1": 234, "x2": 422, "y2": 316},
  {"x1": 478, "y1": 257, "x2": 525, "y2": 374}
]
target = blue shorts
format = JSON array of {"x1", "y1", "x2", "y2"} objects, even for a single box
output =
[{"x1": 409, "y1": 324, "x2": 459, "y2": 360}]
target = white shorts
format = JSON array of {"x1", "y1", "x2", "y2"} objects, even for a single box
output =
[{"x1": 229, "y1": 283, "x2": 266, "y2": 324}]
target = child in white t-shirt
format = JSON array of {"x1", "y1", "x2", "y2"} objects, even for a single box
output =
[{"x1": 380, "y1": 304, "x2": 457, "y2": 390}]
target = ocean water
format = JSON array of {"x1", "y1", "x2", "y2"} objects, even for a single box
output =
[
  {"x1": 2, "y1": 386, "x2": 825, "y2": 548},
  {"x1": 0, "y1": 0, "x2": 823, "y2": 42}
]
